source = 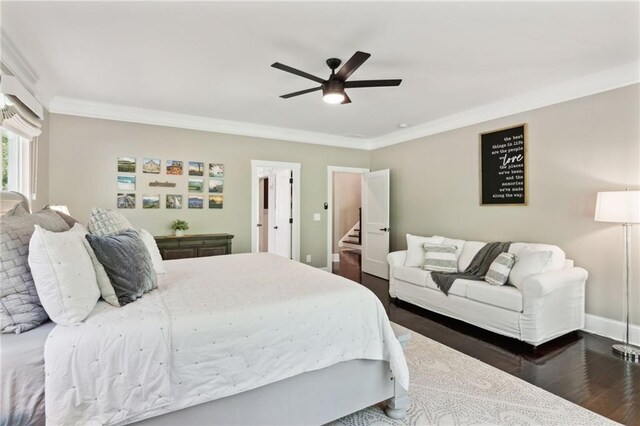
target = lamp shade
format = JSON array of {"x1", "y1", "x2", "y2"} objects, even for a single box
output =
[{"x1": 594, "y1": 191, "x2": 640, "y2": 224}]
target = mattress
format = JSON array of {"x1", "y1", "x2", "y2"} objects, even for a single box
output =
[{"x1": 1, "y1": 321, "x2": 55, "y2": 426}]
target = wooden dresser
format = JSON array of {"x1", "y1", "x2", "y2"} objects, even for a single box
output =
[{"x1": 154, "y1": 233, "x2": 234, "y2": 260}]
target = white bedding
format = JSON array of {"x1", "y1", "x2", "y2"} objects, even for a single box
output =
[{"x1": 44, "y1": 253, "x2": 409, "y2": 425}]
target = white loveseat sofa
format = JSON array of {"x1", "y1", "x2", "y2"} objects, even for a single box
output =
[{"x1": 387, "y1": 236, "x2": 587, "y2": 346}]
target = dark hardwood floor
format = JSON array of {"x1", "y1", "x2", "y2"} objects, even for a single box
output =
[{"x1": 332, "y1": 249, "x2": 639, "y2": 426}]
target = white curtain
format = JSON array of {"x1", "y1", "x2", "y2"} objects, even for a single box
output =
[{"x1": 1, "y1": 99, "x2": 42, "y2": 200}]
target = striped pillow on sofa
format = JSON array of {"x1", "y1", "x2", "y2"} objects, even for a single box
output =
[
  {"x1": 485, "y1": 252, "x2": 517, "y2": 286},
  {"x1": 422, "y1": 243, "x2": 458, "y2": 273}
]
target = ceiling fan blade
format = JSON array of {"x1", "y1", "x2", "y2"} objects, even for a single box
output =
[
  {"x1": 344, "y1": 79, "x2": 402, "y2": 88},
  {"x1": 280, "y1": 86, "x2": 322, "y2": 99},
  {"x1": 271, "y1": 62, "x2": 325, "y2": 84},
  {"x1": 335, "y1": 51, "x2": 371, "y2": 81},
  {"x1": 341, "y1": 93, "x2": 352, "y2": 104}
]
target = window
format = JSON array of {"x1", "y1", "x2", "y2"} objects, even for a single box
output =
[{"x1": 1, "y1": 127, "x2": 31, "y2": 196}]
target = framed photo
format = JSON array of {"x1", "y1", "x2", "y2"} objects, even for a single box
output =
[
  {"x1": 209, "y1": 195, "x2": 223, "y2": 209},
  {"x1": 208, "y1": 178, "x2": 223, "y2": 193},
  {"x1": 166, "y1": 160, "x2": 183, "y2": 175},
  {"x1": 117, "y1": 156, "x2": 136, "y2": 173},
  {"x1": 142, "y1": 194, "x2": 160, "y2": 209},
  {"x1": 188, "y1": 178, "x2": 204, "y2": 192},
  {"x1": 143, "y1": 158, "x2": 161, "y2": 174},
  {"x1": 209, "y1": 163, "x2": 224, "y2": 178},
  {"x1": 117, "y1": 175, "x2": 136, "y2": 191},
  {"x1": 117, "y1": 193, "x2": 135, "y2": 209},
  {"x1": 166, "y1": 194, "x2": 183, "y2": 209},
  {"x1": 188, "y1": 196, "x2": 203, "y2": 209},
  {"x1": 188, "y1": 161, "x2": 204, "y2": 176},
  {"x1": 479, "y1": 123, "x2": 527, "y2": 206}
]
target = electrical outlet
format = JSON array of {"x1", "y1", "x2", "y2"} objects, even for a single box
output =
[
  {"x1": 313, "y1": 213, "x2": 321, "y2": 221},
  {"x1": 306, "y1": 255, "x2": 311, "y2": 263}
]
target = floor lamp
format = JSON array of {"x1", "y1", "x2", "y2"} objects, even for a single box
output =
[{"x1": 594, "y1": 190, "x2": 640, "y2": 362}]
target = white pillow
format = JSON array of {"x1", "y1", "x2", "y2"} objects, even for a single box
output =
[
  {"x1": 405, "y1": 234, "x2": 445, "y2": 267},
  {"x1": 508, "y1": 248, "x2": 553, "y2": 290},
  {"x1": 28, "y1": 224, "x2": 100, "y2": 325},
  {"x1": 138, "y1": 229, "x2": 166, "y2": 274},
  {"x1": 80, "y1": 235, "x2": 120, "y2": 307}
]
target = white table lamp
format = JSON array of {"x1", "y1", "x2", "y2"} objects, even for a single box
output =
[{"x1": 594, "y1": 190, "x2": 640, "y2": 361}]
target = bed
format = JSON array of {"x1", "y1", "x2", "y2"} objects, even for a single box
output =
[{"x1": 38, "y1": 252, "x2": 409, "y2": 425}]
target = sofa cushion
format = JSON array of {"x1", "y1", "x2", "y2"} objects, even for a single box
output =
[
  {"x1": 424, "y1": 274, "x2": 468, "y2": 297},
  {"x1": 458, "y1": 241, "x2": 486, "y2": 272},
  {"x1": 509, "y1": 242, "x2": 565, "y2": 271},
  {"x1": 465, "y1": 281, "x2": 523, "y2": 312},
  {"x1": 508, "y1": 248, "x2": 553, "y2": 290},
  {"x1": 404, "y1": 234, "x2": 445, "y2": 267},
  {"x1": 394, "y1": 265, "x2": 428, "y2": 287}
]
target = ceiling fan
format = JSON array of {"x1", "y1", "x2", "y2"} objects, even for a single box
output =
[{"x1": 271, "y1": 51, "x2": 402, "y2": 104}]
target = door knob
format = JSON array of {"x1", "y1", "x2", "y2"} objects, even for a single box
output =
[
  {"x1": 256, "y1": 224, "x2": 262, "y2": 227},
  {"x1": 379, "y1": 227, "x2": 389, "y2": 232},
  {"x1": 274, "y1": 226, "x2": 279, "y2": 229}
]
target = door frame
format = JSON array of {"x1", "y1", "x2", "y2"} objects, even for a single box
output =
[
  {"x1": 326, "y1": 166, "x2": 370, "y2": 271},
  {"x1": 251, "y1": 160, "x2": 301, "y2": 262}
]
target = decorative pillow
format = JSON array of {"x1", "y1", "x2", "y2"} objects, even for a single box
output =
[
  {"x1": 42, "y1": 205, "x2": 79, "y2": 228},
  {"x1": 508, "y1": 248, "x2": 553, "y2": 290},
  {"x1": 485, "y1": 252, "x2": 517, "y2": 286},
  {"x1": 138, "y1": 229, "x2": 166, "y2": 274},
  {"x1": 405, "y1": 234, "x2": 445, "y2": 267},
  {"x1": 0, "y1": 209, "x2": 69, "y2": 334},
  {"x1": 85, "y1": 230, "x2": 157, "y2": 307},
  {"x1": 28, "y1": 224, "x2": 100, "y2": 326},
  {"x1": 87, "y1": 207, "x2": 133, "y2": 237},
  {"x1": 2, "y1": 203, "x2": 28, "y2": 217},
  {"x1": 71, "y1": 224, "x2": 120, "y2": 307},
  {"x1": 422, "y1": 243, "x2": 459, "y2": 273}
]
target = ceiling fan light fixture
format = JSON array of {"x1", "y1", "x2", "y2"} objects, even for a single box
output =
[{"x1": 322, "y1": 81, "x2": 345, "y2": 104}]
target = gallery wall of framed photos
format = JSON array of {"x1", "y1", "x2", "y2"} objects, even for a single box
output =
[{"x1": 116, "y1": 156, "x2": 225, "y2": 210}]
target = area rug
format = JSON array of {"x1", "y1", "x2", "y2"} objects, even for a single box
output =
[{"x1": 333, "y1": 330, "x2": 617, "y2": 425}]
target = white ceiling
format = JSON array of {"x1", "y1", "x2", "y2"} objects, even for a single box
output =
[{"x1": 2, "y1": 1, "x2": 639, "y2": 148}]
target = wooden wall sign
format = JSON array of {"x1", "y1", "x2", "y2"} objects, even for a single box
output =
[{"x1": 480, "y1": 124, "x2": 527, "y2": 206}]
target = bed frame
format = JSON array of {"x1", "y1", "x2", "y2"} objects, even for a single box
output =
[{"x1": 133, "y1": 324, "x2": 411, "y2": 425}]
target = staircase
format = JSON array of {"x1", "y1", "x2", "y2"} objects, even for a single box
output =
[{"x1": 339, "y1": 221, "x2": 361, "y2": 251}]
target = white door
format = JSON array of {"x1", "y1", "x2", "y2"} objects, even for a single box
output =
[
  {"x1": 362, "y1": 169, "x2": 390, "y2": 279},
  {"x1": 273, "y1": 169, "x2": 292, "y2": 258}
]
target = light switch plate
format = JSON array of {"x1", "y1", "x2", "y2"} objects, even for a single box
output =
[{"x1": 313, "y1": 213, "x2": 321, "y2": 221}]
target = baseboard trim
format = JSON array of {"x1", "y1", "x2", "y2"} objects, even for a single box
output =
[
  {"x1": 583, "y1": 314, "x2": 640, "y2": 346},
  {"x1": 317, "y1": 266, "x2": 330, "y2": 272}
]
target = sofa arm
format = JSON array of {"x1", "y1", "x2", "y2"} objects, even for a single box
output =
[
  {"x1": 387, "y1": 250, "x2": 407, "y2": 268},
  {"x1": 387, "y1": 251, "x2": 407, "y2": 298},
  {"x1": 522, "y1": 267, "x2": 588, "y2": 299}
]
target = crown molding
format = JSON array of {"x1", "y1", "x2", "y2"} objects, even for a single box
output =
[
  {"x1": 368, "y1": 61, "x2": 640, "y2": 150},
  {"x1": 47, "y1": 61, "x2": 639, "y2": 151},
  {"x1": 0, "y1": 30, "x2": 52, "y2": 107},
  {"x1": 48, "y1": 97, "x2": 368, "y2": 150}
]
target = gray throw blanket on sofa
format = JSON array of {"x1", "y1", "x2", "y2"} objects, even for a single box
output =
[{"x1": 431, "y1": 242, "x2": 511, "y2": 296}]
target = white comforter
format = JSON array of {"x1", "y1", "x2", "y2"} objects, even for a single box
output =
[{"x1": 44, "y1": 253, "x2": 409, "y2": 425}]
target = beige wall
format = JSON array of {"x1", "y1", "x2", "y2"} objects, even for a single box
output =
[
  {"x1": 370, "y1": 84, "x2": 640, "y2": 323},
  {"x1": 47, "y1": 114, "x2": 369, "y2": 267},
  {"x1": 332, "y1": 172, "x2": 362, "y2": 253},
  {"x1": 32, "y1": 109, "x2": 50, "y2": 211}
]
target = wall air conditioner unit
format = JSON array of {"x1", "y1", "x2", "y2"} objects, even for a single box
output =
[{"x1": 0, "y1": 74, "x2": 44, "y2": 120}]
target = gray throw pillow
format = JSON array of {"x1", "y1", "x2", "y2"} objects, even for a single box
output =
[
  {"x1": 42, "y1": 205, "x2": 79, "y2": 228},
  {"x1": 0, "y1": 209, "x2": 70, "y2": 333},
  {"x1": 85, "y1": 230, "x2": 157, "y2": 307},
  {"x1": 87, "y1": 207, "x2": 132, "y2": 237}
]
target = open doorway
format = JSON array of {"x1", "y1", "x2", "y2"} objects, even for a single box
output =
[
  {"x1": 327, "y1": 166, "x2": 369, "y2": 273},
  {"x1": 251, "y1": 160, "x2": 301, "y2": 261}
]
